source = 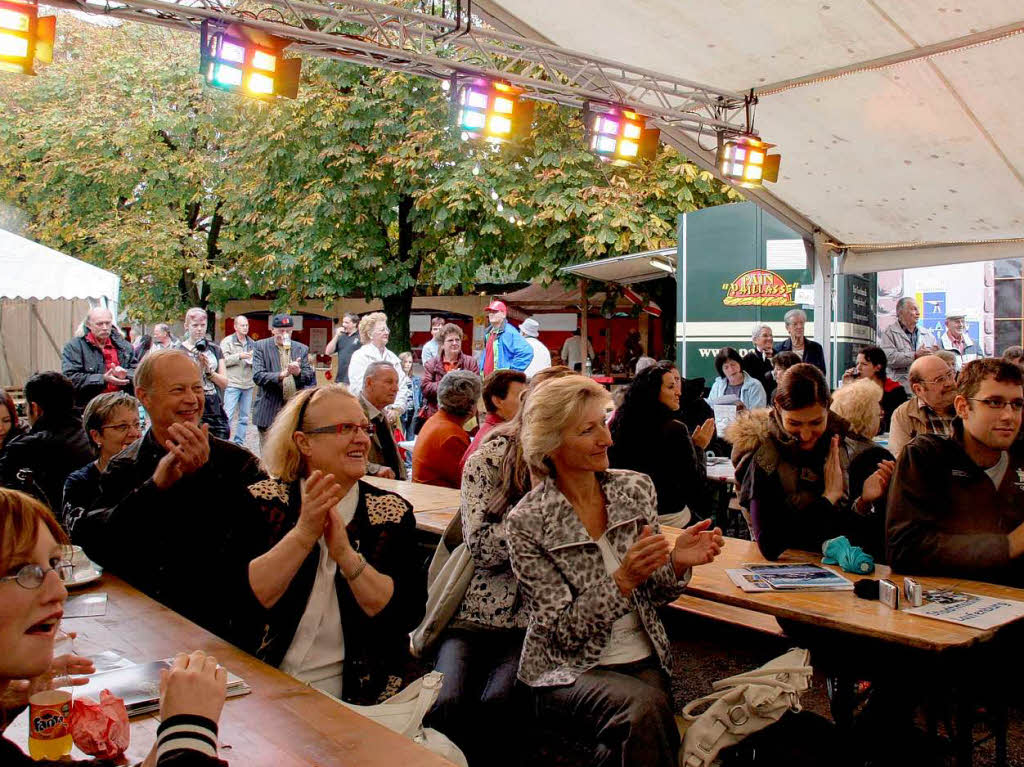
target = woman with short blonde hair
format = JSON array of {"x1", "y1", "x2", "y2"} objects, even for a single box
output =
[
  {"x1": 358, "y1": 312, "x2": 388, "y2": 345},
  {"x1": 245, "y1": 384, "x2": 425, "y2": 704},
  {"x1": 830, "y1": 378, "x2": 883, "y2": 440},
  {"x1": 507, "y1": 375, "x2": 723, "y2": 767}
]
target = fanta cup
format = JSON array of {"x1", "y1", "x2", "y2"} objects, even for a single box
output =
[{"x1": 28, "y1": 689, "x2": 72, "y2": 760}]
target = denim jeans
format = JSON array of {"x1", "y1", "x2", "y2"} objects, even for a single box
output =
[
  {"x1": 223, "y1": 386, "x2": 253, "y2": 445},
  {"x1": 425, "y1": 627, "x2": 525, "y2": 767},
  {"x1": 531, "y1": 658, "x2": 679, "y2": 767}
]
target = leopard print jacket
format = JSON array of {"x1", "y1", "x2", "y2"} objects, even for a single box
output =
[
  {"x1": 454, "y1": 436, "x2": 526, "y2": 630},
  {"x1": 506, "y1": 470, "x2": 690, "y2": 688}
]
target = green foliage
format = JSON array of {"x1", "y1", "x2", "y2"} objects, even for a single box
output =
[{"x1": 0, "y1": 13, "x2": 740, "y2": 338}]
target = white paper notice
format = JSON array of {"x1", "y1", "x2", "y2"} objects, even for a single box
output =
[
  {"x1": 766, "y1": 239, "x2": 808, "y2": 271},
  {"x1": 713, "y1": 403, "x2": 738, "y2": 437}
]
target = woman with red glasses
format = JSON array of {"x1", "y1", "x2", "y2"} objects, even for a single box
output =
[{"x1": 245, "y1": 385, "x2": 426, "y2": 705}]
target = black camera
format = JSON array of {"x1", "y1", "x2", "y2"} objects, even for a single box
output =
[{"x1": 194, "y1": 338, "x2": 209, "y2": 353}]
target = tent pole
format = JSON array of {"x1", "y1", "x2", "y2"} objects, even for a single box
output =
[
  {"x1": 812, "y1": 231, "x2": 834, "y2": 386},
  {"x1": 579, "y1": 279, "x2": 589, "y2": 375}
]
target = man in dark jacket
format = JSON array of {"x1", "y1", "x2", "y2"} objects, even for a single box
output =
[
  {"x1": 0, "y1": 372, "x2": 92, "y2": 513},
  {"x1": 72, "y1": 348, "x2": 266, "y2": 646},
  {"x1": 886, "y1": 358, "x2": 1024, "y2": 586},
  {"x1": 61, "y1": 307, "x2": 135, "y2": 411},
  {"x1": 252, "y1": 314, "x2": 316, "y2": 446}
]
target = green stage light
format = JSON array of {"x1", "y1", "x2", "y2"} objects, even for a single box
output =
[
  {"x1": 200, "y1": 20, "x2": 301, "y2": 100},
  {"x1": 584, "y1": 105, "x2": 660, "y2": 166},
  {"x1": 453, "y1": 78, "x2": 534, "y2": 144}
]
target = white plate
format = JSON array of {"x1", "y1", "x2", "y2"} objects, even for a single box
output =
[{"x1": 66, "y1": 567, "x2": 103, "y2": 588}]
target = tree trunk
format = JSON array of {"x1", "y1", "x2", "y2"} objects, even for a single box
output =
[
  {"x1": 380, "y1": 194, "x2": 419, "y2": 354},
  {"x1": 382, "y1": 287, "x2": 415, "y2": 354}
]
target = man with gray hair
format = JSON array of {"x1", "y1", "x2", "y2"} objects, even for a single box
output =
[
  {"x1": 880, "y1": 297, "x2": 939, "y2": 391},
  {"x1": 62, "y1": 306, "x2": 136, "y2": 411},
  {"x1": 359, "y1": 360, "x2": 406, "y2": 480},
  {"x1": 412, "y1": 370, "x2": 481, "y2": 487},
  {"x1": 742, "y1": 322, "x2": 776, "y2": 400},
  {"x1": 151, "y1": 323, "x2": 175, "y2": 350},
  {"x1": 773, "y1": 308, "x2": 826, "y2": 377}
]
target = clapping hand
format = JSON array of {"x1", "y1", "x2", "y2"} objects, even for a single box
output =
[
  {"x1": 287, "y1": 360, "x2": 302, "y2": 376},
  {"x1": 693, "y1": 417, "x2": 716, "y2": 450},
  {"x1": 295, "y1": 470, "x2": 345, "y2": 545},
  {"x1": 823, "y1": 435, "x2": 845, "y2": 505},
  {"x1": 153, "y1": 423, "x2": 210, "y2": 489},
  {"x1": 671, "y1": 518, "x2": 724, "y2": 571},
  {"x1": 613, "y1": 526, "x2": 670, "y2": 595},
  {"x1": 861, "y1": 460, "x2": 896, "y2": 504}
]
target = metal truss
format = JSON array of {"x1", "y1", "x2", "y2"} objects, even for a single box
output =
[{"x1": 42, "y1": 0, "x2": 751, "y2": 135}]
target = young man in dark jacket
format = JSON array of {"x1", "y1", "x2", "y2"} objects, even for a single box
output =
[
  {"x1": 0, "y1": 372, "x2": 92, "y2": 513},
  {"x1": 60, "y1": 307, "x2": 135, "y2": 411},
  {"x1": 886, "y1": 358, "x2": 1024, "y2": 586}
]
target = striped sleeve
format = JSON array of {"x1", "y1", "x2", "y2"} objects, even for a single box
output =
[{"x1": 156, "y1": 714, "x2": 219, "y2": 762}]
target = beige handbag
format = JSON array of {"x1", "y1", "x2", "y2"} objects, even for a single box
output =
[
  {"x1": 336, "y1": 671, "x2": 469, "y2": 767},
  {"x1": 410, "y1": 514, "x2": 474, "y2": 658},
  {"x1": 680, "y1": 647, "x2": 813, "y2": 767}
]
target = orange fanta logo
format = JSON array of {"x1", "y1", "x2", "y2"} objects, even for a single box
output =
[{"x1": 721, "y1": 270, "x2": 800, "y2": 307}]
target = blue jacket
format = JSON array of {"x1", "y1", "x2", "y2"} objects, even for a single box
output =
[
  {"x1": 481, "y1": 321, "x2": 534, "y2": 372},
  {"x1": 706, "y1": 371, "x2": 767, "y2": 410}
]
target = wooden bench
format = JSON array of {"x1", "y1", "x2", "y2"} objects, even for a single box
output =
[{"x1": 669, "y1": 593, "x2": 786, "y2": 637}]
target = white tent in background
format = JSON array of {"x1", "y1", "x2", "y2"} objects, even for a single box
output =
[{"x1": 0, "y1": 228, "x2": 120, "y2": 389}]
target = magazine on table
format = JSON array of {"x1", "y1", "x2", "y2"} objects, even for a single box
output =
[
  {"x1": 727, "y1": 562, "x2": 854, "y2": 592},
  {"x1": 75, "y1": 659, "x2": 251, "y2": 716},
  {"x1": 902, "y1": 589, "x2": 1024, "y2": 630}
]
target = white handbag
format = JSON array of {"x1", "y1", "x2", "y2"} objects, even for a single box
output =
[
  {"x1": 338, "y1": 671, "x2": 469, "y2": 767},
  {"x1": 680, "y1": 647, "x2": 813, "y2": 767}
]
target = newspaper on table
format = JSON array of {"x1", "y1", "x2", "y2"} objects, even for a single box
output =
[
  {"x1": 902, "y1": 589, "x2": 1024, "y2": 630},
  {"x1": 727, "y1": 562, "x2": 854, "y2": 592}
]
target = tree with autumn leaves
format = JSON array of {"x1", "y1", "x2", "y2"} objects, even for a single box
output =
[{"x1": 0, "y1": 13, "x2": 739, "y2": 350}]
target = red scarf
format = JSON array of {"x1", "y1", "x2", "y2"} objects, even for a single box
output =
[
  {"x1": 87, "y1": 332, "x2": 120, "y2": 392},
  {"x1": 483, "y1": 333, "x2": 496, "y2": 376}
]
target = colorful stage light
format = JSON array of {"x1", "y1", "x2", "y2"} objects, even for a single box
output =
[
  {"x1": 0, "y1": 0, "x2": 55, "y2": 76},
  {"x1": 584, "y1": 105, "x2": 660, "y2": 166},
  {"x1": 200, "y1": 20, "x2": 301, "y2": 100},
  {"x1": 716, "y1": 134, "x2": 781, "y2": 187},
  {"x1": 453, "y1": 78, "x2": 535, "y2": 144}
]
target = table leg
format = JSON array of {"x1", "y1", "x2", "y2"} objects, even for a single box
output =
[{"x1": 954, "y1": 696, "x2": 976, "y2": 767}]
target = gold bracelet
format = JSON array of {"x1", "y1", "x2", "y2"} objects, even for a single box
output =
[{"x1": 342, "y1": 553, "x2": 367, "y2": 581}]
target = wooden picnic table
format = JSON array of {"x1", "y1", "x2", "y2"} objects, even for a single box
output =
[
  {"x1": 659, "y1": 533, "x2": 1023, "y2": 651},
  {"x1": 7, "y1": 576, "x2": 456, "y2": 767},
  {"x1": 660, "y1": 533, "x2": 1024, "y2": 766},
  {"x1": 364, "y1": 477, "x2": 461, "y2": 534}
]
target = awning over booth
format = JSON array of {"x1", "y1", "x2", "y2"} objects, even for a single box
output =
[
  {"x1": 560, "y1": 248, "x2": 676, "y2": 285},
  {"x1": 0, "y1": 228, "x2": 120, "y2": 310}
]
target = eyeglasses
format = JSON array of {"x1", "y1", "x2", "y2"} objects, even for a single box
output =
[
  {"x1": 968, "y1": 398, "x2": 1024, "y2": 412},
  {"x1": 921, "y1": 371, "x2": 955, "y2": 385},
  {"x1": 1, "y1": 561, "x2": 73, "y2": 589},
  {"x1": 304, "y1": 422, "x2": 375, "y2": 438},
  {"x1": 100, "y1": 420, "x2": 141, "y2": 435}
]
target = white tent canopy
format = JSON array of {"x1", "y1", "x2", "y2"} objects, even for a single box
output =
[
  {"x1": 478, "y1": 1, "x2": 1024, "y2": 272},
  {"x1": 0, "y1": 229, "x2": 120, "y2": 388},
  {"x1": 0, "y1": 228, "x2": 119, "y2": 309}
]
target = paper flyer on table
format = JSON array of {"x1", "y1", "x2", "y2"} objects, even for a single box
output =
[
  {"x1": 713, "y1": 403, "x2": 738, "y2": 437},
  {"x1": 902, "y1": 589, "x2": 1024, "y2": 630}
]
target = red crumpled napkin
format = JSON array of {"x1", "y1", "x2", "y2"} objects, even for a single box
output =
[{"x1": 70, "y1": 689, "x2": 130, "y2": 759}]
